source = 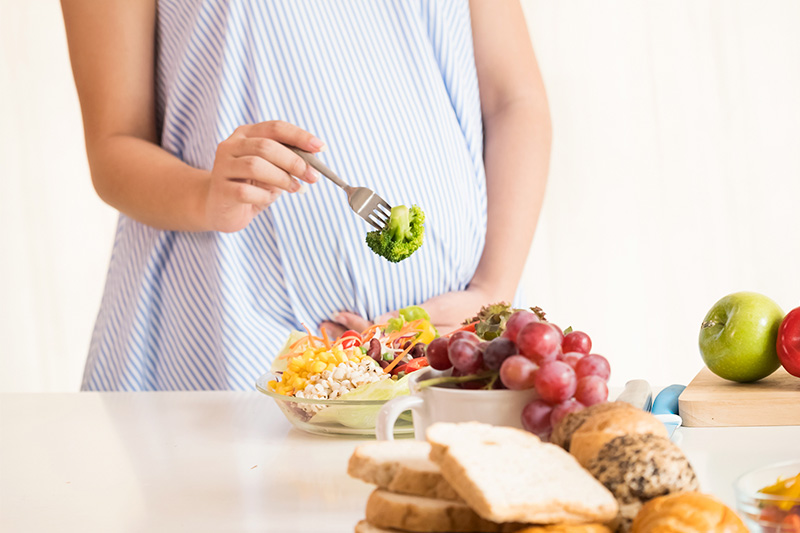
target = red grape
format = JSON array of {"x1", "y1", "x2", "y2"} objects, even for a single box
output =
[
  {"x1": 499, "y1": 355, "x2": 538, "y2": 390},
  {"x1": 562, "y1": 330, "x2": 592, "y2": 355},
  {"x1": 560, "y1": 351, "x2": 583, "y2": 369},
  {"x1": 449, "y1": 330, "x2": 480, "y2": 347},
  {"x1": 534, "y1": 360, "x2": 577, "y2": 404},
  {"x1": 575, "y1": 354, "x2": 611, "y2": 381},
  {"x1": 448, "y1": 339, "x2": 483, "y2": 374},
  {"x1": 483, "y1": 337, "x2": 517, "y2": 370},
  {"x1": 521, "y1": 399, "x2": 553, "y2": 437},
  {"x1": 574, "y1": 376, "x2": 609, "y2": 406},
  {"x1": 425, "y1": 337, "x2": 452, "y2": 370},
  {"x1": 516, "y1": 322, "x2": 561, "y2": 365},
  {"x1": 502, "y1": 310, "x2": 539, "y2": 343},
  {"x1": 550, "y1": 323, "x2": 565, "y2": 344},
  {"x1": 550, "y1": 399, "x2": 584, "y2": 427}
]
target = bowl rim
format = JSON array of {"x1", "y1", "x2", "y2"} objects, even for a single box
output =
[
  {"x1": 734, "y1": 459, "x2": 800, "y2": 503},
  {"x1": 255, "y1": 372, "x2": 394, "y2": 405}
]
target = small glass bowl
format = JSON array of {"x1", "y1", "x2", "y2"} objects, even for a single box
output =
[
  {"x1": 255, "y1": 372, "x2": 413, "y2": 438},
  {"x1": 734, "y1": 460, "x2": 800, "y2": 532}
]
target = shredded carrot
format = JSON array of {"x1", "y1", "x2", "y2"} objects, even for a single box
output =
[
  {"x1": 383, "y1": 341, "x2": 415, "y2": 374},
  {"x1": 320, "y1": 326, "x2": 332, "y2": 349},
  {"x1": 361, "y1": 323, "x2": 384, "y2": 343}
]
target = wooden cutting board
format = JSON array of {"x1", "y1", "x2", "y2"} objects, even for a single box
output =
[{"x1": 679, "y1": 366, "x2": 800, "y2": 427}]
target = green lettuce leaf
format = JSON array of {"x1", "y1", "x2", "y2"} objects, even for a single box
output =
[
  {"x1": 308, "y1": 373, "x2": 412, "y2": 429},
  {"x1": 269, "y1": 330, "x2": 309, "y2": 374}
]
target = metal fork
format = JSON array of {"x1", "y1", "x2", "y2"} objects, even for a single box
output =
[{"x1": 287, "y1": 146, "x2": 393, "y2": 231}]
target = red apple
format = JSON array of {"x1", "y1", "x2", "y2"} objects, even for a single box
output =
[{"x1": 777, "y1": 306, "x2": 800, "y2": 378}]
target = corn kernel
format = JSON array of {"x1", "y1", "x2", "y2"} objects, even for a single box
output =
[{"x1": 311, "y1": 361, "x2": 328, "y2": 374}]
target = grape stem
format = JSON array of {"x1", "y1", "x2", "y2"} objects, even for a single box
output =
[
  {"x1": 483, "y1": 373, "x2": 499, "y2": 390},
  {"x1": 417, "y1": 370, "x2": 496, "y2": 390}
]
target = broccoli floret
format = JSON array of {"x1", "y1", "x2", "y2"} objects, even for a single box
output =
[{"x1": 365, "y1": 205, "x2": 425, "y2": 262}]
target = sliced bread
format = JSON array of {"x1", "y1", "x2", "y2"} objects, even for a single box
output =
[
  {"x1": 354, "y1": 520, "x2": 402, "y2": 533},
  {"x1": 426, "y1": 422, "x2": 619, "y2": 525},
  {"x1": 426, "y1": 423, "x2": 539, "y2": 463},
  {"x1": 364, "y1": 489, "x2": 528, "y2": 533},
  {"x1": 348, "y1": 441, "x2": 461, "y2": 501}
]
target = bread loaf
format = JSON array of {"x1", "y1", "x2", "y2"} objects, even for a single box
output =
[
  {"x1": 587, "y1": 434, "x2": 699, "y2": 532},
  {"x1": 568, "y1": 407, "x2": 668, "y2": 468},
  {"x1": 631, "y1": 492, "x2": 747, "y2": 533},
  {"x1": 550, "y1": 402, "x2": 638, "y2": 450}
]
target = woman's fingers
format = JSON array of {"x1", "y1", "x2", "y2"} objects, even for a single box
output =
[
  {"x1": 228, "y1": 156, "x2": 302, "y2": 193},
  {"x1": 239, "y1": 120, "x2": 326, "y2": 153},
  {"x1": 227, "y1": 179, "x2": 281, "y2": 207},
  {"x1": 319, "y1": 321, "x2": 348, "y2": 340},
  {"x1": 332, "y1": 312, "x2": 373, "y2": 332},
  {"x1": 232, "y1": 137, "x2": 319, "y2": 183}
]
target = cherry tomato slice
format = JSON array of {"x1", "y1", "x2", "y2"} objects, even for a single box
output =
[
  {"x1": 339, "y1": 330, "x2": 362, "y2": 349},
  {"x1": 405, "y1": 358, "x2": 430, "y2": 373}
]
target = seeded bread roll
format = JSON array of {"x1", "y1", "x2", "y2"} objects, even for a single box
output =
[
  {"x1": 550, "y1": 402, "x2": 638, "y2": 450},
  {"x1": 568, "y1": 407, "x2": 668, "y2": 468},
  {"x1": 631, "y1": 492, "x2": 747, "y2": 533},
  {"x1": 587, "y1": 434, "x2": 700, "y2": 533}
]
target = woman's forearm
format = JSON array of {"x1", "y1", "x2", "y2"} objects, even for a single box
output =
[
  {"x1": 468, "y1": 0, "x2": 551, "y2": 303},
  {"x1": 470, "y1": 99, "x2": 552, "y2": 302},
  {"x1": 88, "y1": 135, "x2": 212, "y2": 231}
]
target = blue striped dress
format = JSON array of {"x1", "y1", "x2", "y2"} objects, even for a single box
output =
[{"x1": 82, "y1": 0, "x2": 488, "y2": 391}]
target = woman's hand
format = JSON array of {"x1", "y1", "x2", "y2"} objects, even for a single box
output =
[
  {"x1": 206, "y1": 121, "x2": 326, "y2": 232},
  {"x1": 319, "y1": 286, "x2": 497, "y2": 339}
]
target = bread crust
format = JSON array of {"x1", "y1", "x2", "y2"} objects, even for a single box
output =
[
  {"x1": 364, "y1": 489, "x2": 515, "y2": 533},
  {"x1": 568, "y1": 408, "x2": 668, "y2": 468},
  {"x1": 631, "y1": 492, "x2": 747, "y2": 533}
]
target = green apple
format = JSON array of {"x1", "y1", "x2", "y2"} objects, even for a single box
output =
[{"x1": 698, "y1": 291, "x2": 784, "y2": 383}]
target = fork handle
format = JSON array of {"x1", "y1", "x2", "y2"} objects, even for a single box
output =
[{"x1": 285, "y1": 145, "x2": 350, "y2": 191}]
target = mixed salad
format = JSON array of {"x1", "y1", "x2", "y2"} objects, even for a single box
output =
[
  {"x1": 265, "y1": 306, "x2": 438, "y2": 425},
  {"x1": 757, "y1": 471, "x2": 800, "y2": 532}
]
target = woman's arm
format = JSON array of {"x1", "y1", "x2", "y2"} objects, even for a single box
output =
[
  {"x1": 61, "y1": 0, "x2": 323, "y2": 232},
  {"x1": 468, "y1": 0, "x2": 552, "y2": 304}
]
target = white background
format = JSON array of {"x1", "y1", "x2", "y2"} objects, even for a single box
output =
[{"x1": 1, "y1": 1, "x2": 799, "y2": 392}]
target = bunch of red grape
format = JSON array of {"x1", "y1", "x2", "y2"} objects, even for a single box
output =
[{"x1": 424, "y1": 309, "x2": 610, "y2": 440}]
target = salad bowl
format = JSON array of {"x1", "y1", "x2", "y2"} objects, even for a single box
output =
[
  {"x1": 256, "y1": 372, "x2": 414, "y2": 437},
  {"x1": 734, "y1": 459, "x2": 800, "y2": 532}
]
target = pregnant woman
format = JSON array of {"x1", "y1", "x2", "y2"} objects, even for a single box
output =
[{"x1": 61, "y1": 0, "x2": 551, "y2": 390}]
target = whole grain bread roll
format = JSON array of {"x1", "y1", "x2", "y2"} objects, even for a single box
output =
[
  {"x1": 568, "y1": 406, "x2": 668, "y2": 468},
  {"x1": 587, "y1": 434, "x2": 700, "y2": 533},
  {"x1": 550, "y1": 402, "x2": 638, "y2": 450},
  {"x1": 631, "y1": 492, "x2": 747, "y2": 533}
]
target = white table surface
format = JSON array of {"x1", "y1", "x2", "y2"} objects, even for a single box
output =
[{"x1": 1, "y1": 392, "x2": 798, "y2": 533}]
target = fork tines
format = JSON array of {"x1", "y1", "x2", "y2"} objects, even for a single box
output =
[{"x1": 366, "y1": 200, "x2": 392, "y2": 230}]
